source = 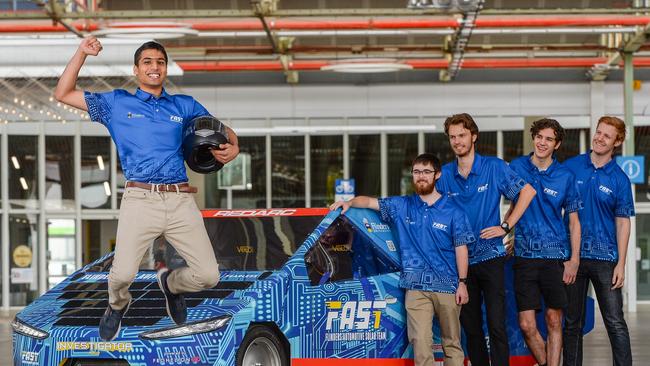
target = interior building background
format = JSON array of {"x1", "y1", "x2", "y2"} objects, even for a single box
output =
[{"x1": 0, "y1": 0, "x2": 649, "y2": 316}]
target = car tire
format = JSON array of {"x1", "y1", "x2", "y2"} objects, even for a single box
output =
[{"x1": 236, "y1": 324, "x2": 288, "y2": 366}]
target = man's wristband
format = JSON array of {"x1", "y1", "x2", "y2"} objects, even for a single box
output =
[
  {"x1": 458, "y1": 277, "x2": 468, "y2": 284},
  {"x1": 500, "y1": 221, "x2": 512, "y2": 234}
]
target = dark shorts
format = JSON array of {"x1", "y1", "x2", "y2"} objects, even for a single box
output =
[{"x1": 513, "y1": 257, "x2": 568, "y2": 312}]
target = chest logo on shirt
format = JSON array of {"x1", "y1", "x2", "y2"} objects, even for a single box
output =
[
  {"x1": 543, "y1": 187, "x2": 559, "y2": 197},
  {"x1": 127, "y1": 112, "x2": 145, "y2": 119},
  {"x1": 577, "y1": 180, "x2": 584, "y2": 185},
  {"x1": 477, "y1": 183, "x2": 489, "y2": 193},
  {"x1": 362, "y1": 218, "x2": 390, "y2": 233},
  {"x1": 170, "y1": 115, "x2": 183, "y2": 123},
  {"x1": 599, "y1": 185, "x2": 613, "y2": 195},
  {"x1": 432, "y1": 222, "x2": 448, "y2": 231}
]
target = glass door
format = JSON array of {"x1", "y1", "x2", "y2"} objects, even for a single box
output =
[{"x1": 46, "y1": 218, "x2": 76, "y2": 289}]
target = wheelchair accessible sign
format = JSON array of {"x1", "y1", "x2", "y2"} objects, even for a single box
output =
[
  {"x1": 616, "y1": 156, "x2": 645, "y2": 184},
  {"x1": 335, "y1": 179, "x2": 355, "y2": 202}
]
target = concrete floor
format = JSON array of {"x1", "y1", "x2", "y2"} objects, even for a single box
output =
[{"x1": 2, "y1": 305, "x2": 650, "y2": 364}]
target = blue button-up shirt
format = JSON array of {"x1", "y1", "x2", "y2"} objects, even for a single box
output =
[
  {"x1": 563, "y1": 152, "x2": 635, "y2": 262},
  {"x1": 510, "y1": 155, "x2": 582, "y2": 260},
  {"x1": 84, "y1": 88, "x2": 211, "y2": 183},
  {"x1": 378, "y1": 194, "x2": 475, "y2": 294},
  {"x1": 437, "y1": 153, "x2": 527, "y2": 265}
]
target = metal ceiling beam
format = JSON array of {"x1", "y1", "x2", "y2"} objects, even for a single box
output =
[
  {"x1": 589, "y1": 23, "x2": 650, "y2": 80},
  {"x1": 440, "y1": 1, "x2": 485, "y2": 81},
  {"x1": 2, "y1": 8, "x2": 650, "y2": 20}
]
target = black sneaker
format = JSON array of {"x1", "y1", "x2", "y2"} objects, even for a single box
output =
[
  {"x1": 157, "y1": 268, "x2": 187, "y2": 325},
  {"x1": 99, "y1": 300, "x2": 130, "y2": 341}
]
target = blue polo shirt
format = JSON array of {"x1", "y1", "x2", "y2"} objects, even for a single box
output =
[
  {"x1": 437, "y1": 153, "x2": 527, "y2": 265},
  {"x1": 84, "y1": 88, "x2": 211, "y2": 183},
  {"x1": 563, "y1": 152, "x2": 635, "y2": 262},
  {"x1": 509, "y1": 155, "x2": 582, "y2": 260},
  {"x1": 378, "y1": 194, "x2": 475, "y2": 294}
]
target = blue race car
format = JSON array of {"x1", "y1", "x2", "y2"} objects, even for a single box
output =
[{"x1": 13, "y1": 207, "x2": 593, "y2": 366}]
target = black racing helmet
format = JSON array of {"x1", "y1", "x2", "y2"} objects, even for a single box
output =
[{"x1": 183, "y1": 116, "x2": 229, "y2": 174}]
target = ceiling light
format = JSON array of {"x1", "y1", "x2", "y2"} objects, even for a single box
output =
[
  {"x1": 11, "y1": 156, "x2": 20, "y2": 169},
  {"x1": 19, "y1": 177, "x2": 28, "y2": 190},
  {"x1": 97, "y1": 155, "x2": 105, "y2": 170},
  {"x1": 321, "y1": 58, "x2": 413, "y2": 73},
  {"x1": 103, "y1": 181, "x2": 111, "y2": 196},
  {"x1": 93, "y1": 22, "x2": 199, "y2": 40}
]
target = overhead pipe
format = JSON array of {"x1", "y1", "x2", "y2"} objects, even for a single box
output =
[
  {"x1": 177, "y1": 57, "x2": 650, "y2": 72},
  {"x1": 0, "y1": 15, "x2": 649, "y2": 33}
]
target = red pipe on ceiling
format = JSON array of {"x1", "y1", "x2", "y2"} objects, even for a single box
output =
[
  {"x1": 177, "y1": 57, "x2": 650, "y2": 71},
  {"x1": 0, "y1": 15, "x2": 649, "y2": 33}
]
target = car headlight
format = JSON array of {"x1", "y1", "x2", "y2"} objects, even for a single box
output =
[
  {"x1": 139, "y1": 315, "x2": 231, "y2": 340},
  {"x1": 11, "y1": 317, "x2": 49, "y2": 340}
]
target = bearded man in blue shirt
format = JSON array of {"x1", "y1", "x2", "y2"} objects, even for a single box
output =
[
  {"x1": 509, "y1": 119, "x2": 582, "y2": 366},
  {"x1": 54, "y1": 37, "x2": 240, "y2": 341},
  {"x1": 562, "y1": 116, "x2": 634, "y2": 366},
  {"x1": 330, "y1": 153, "x2": 474, "y2": 366},
  {"x1": 437, "y1": 113, "x2": 536, "y2": 366}
]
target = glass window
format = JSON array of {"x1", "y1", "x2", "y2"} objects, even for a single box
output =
[
  {"x1": 311, "y1": 135, "x2": 343, "y2": 207},
  {"x1": 10, "y1": 214, "x2": 39, "y2": 306},
  {"x1": 349, "y1": 134, "x2": 381, "y2": 196},
  {"x1": 45, "y1": 136, "x2": 75, "y2": 210},
  {"x1": 634, "y1": 126, "x2": 650, "y2": 202},
  {"x1": 116, "y1": 155, "x2": 126, "y2": 208},
  {"x1": 425, "y1": 133, "x2": 455, "y2": 165},
  {"x1": 228, "y1": 136, "x2": 266, "y2": 208},
  {"x1": 9, "y1": 135, "x2": 38, "y2": 209},
  {"x1": 503, "y1": 130, "x2": 524, "y2": 162},
  {"x1": 271, "y1": 136, "x2": 305, "y2": 207},
  {"x1": 81, "y1": 137, "x2": 112, "y2": 209},
  {"x1": 556, "y1": 128, "x2": 588, "y2": 162},
  {"x1": 47, "y1": 219, "x2": 76, "y2": 289},
  {"x1": 388, "y1": 134, "x2": 418, "y2": 196},
  {"x1": 91, "y1": 214, "x2": 325, "y2": 272},
  {"x1": 476, "y1": 131, "x2": 497, "y2": 156},
  {"x1": 305, "y1": 216, "x2": 400, "y2": 285},
  {"x1": 637, "y1": 213, "x2": 650, "y2": 300}
]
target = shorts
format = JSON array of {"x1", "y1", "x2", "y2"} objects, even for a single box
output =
[{"x1": 513, "y1": 257, "x2": 568, "y2": 312}]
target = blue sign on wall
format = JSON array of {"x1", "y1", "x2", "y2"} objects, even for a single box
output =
[
  {"x1": 616, "y1": 156, "x2": 645, "y2": 184},
  {"x1": 334, "y1": 179, "x2": 355, "y2": 201}
]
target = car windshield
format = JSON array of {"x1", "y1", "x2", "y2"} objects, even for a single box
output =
[{"x1": 87, "y1": 213, "x2": 324, "y2": 272}]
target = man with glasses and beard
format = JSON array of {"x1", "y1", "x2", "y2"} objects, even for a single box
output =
[
  {"x1": 330, "y1": 153, "x2": 474, "y2": 366},
  {"x1": 437, "y1": 113, "x2": 536, "y2": 366}
]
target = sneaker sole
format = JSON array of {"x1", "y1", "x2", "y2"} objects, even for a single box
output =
[{"x1": 103, "y1": 299, "x2": 131, "y2": 342}]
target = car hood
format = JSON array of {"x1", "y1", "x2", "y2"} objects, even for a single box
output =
[{"x1": 16, "y1": 270, "x2": 272, "y2": 333}]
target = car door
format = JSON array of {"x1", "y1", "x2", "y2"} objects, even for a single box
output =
[{"x1": 304, "y1": 210, "x2": 407, "y2": 359}]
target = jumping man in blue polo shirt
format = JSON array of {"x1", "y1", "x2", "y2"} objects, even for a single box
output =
[
  {"x1": 437, "y1": 113, "x2": 536, "y2": 366},
  {"x1": 562, "y1": 116, "x2": 634, "y2": 366},
  {"x1": 54, "y1": 37, "x2": 240, "y2": 341},
  {"x1": 509, "y1": 118, "x2": 582, "y2": 366},
  {"x1": 330, "y1": 153, "x2": 474, "y2": 366}
]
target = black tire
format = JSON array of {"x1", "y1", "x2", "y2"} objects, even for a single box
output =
[{"x1": 236, "y1": 325, "x2": 288, "y2": 366}]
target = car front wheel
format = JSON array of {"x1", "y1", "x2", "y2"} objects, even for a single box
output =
[{"x1": 236, "y1": 325, "x2": 288, "y2": 366}]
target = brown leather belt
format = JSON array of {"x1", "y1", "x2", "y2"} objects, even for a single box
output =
[{"x1": 125, "y1": 181, "x2": 198, "y2": 193}]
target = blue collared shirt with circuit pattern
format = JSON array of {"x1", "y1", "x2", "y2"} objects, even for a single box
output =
[
  {"x1": 509, "y1": 155, "x2": 583, "y2": 260},
  {"x1": 84, "y1": 88, "x2": 211, "y2": 184},
  {"x1": 436, "y1": 153, "x2": 527, "y2": 265},
  {"x1": 378, "y1": 194, "x2": 476, "y2": 294},
  {"x1": 563, "y1": 152, "x2": 635, "y2": 262}
]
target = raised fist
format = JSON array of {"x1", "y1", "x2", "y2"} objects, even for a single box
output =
[{"x1": 79, "y1": 36, "x2": 103, "y2": 56}]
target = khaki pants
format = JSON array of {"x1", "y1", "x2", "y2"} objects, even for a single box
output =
[
  {"x1": 406, "y1": 290, "x2": 464, "y2": 366},
  {"x1": 108, "y1": 187, "x2": 220, "y2": 310}
]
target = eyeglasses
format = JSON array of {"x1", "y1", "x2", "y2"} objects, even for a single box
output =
[{"x1": 412, "y1": 169, "x2": 436, "y2": 176}]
